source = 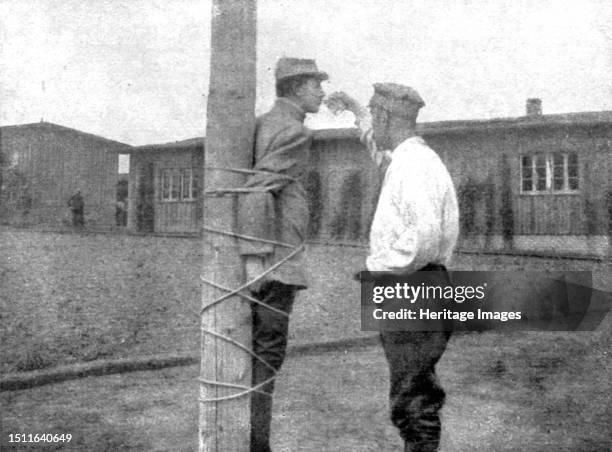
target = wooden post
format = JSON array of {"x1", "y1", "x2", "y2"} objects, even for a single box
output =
[{"x1": 200, "y1": 1, "x2": 256, "y2": 451}]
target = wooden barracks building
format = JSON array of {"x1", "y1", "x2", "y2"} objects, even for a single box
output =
[
  {"x1": 126, "y1": 137, "x2": 204, "y2": 234},
  {"x1": 125, "y1": 100, "x2": 611, "y2": 257},
  {"x1": 2, "y1": 102, "x2": 610, "y2": 257},
  {"x1": 126, "y1": 130, "x2": 378, "y2": 236},
  {"x1": 423, "y1": 100, "x2": 611, "y2": 256},
  {"x1": 0, "y1": 121, "x2": 130, "y2": 229}
]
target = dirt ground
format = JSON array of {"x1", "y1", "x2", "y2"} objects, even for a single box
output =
[
  {"x1": 2, "y1": 230, "x2": 610, "y2": 374},
  {"x1": 2, "y1": 328, "x2": 611, "y2": 451},
  {"x1": 1, "y1": 229, "x2": 611, "y2": 450}
]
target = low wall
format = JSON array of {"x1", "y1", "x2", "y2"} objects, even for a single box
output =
[
  {"x1": 0, "y1": 202, "x2": 115, "y2": 230},
  {"x1": 457, "y1": 234, "x2": 610, "y2": 257}
]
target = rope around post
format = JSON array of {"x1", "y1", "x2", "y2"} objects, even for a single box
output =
[{"x1": 199, "y1": 166, "x2": 302, "y2": 403}]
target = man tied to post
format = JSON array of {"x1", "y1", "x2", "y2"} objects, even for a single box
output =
[
  {"x1": 329, "y1": 85, "x2": 459, "y2": 451},
  {"x1": 238, "y1": 57, "x2": 327, "y2": 452}
]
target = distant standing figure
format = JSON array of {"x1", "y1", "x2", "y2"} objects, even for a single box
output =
[
  {"x1": 68, "y1": 191, "x2": 85, "y2": 228},
  {"x1": 20, "y1": 192, "x2": 32, "y2": 226},
  {"x1": 115, "y1": 199, "x2": 127, "y2": 227}
]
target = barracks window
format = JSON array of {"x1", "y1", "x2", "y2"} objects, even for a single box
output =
[
  {"x1": 520, "y1": 152, "x2": 579, "y2": 194},
  {"x1": 160, "y1": 168, "x2": 198, "y2": 201}
]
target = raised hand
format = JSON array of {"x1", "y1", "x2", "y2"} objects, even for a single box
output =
[{"x1": 325, "y1": 91, "x2": 361, "y2": 115}]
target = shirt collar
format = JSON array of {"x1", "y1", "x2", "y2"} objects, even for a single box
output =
[
  {"x1": 393, "y1": 135, "x2": 426, "y2": 152},
  {"x1": 275, "y1": 97, "x2": 306, "y2": 122}
]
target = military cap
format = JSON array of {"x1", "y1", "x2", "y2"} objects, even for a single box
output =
[
  {"x1": 370, "y1": 82, "x2": 425, "y2": 116},
  {"x1": 275, "y1": 57, "x2": 329, "y2": 83}
]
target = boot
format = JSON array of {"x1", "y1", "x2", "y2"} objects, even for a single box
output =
[{"x1": 250, "y1": 359, "x2": 275, "y2": 452}]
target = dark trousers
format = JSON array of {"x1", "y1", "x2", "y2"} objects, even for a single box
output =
[
  {"x1": 250, "y1": 281, "x2": 296, "y2": 452},
  {"x1": 378, "y1": 265, "x2": 452, "y2": 452},
  {"x1": 71, "y1": 210, "x2": 84, "y2": 227}
]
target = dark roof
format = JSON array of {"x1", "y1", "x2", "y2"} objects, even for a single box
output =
[
  {"x1": 0, "y1": 121, "x2": 131, "y2": 148},
  {"x1": 130, "y1": 136, "x2": 204, "y2": 152},
  {"x1": 417, "y1": 110, "x2": 612, "y2": 135},
  {"x1": 312, "y1": 128, "x2": 360, "y2": 140},
  {"x1": 124, "y1": 108, "x2": 612, "y2": 152},
  {"x1": 312, "y1": 110, "x2": 612, "y2": 140},
  {"x1": 129, "y1": 131, "x2": 360, "y2": 153}
]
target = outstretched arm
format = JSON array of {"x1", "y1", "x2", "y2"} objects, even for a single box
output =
[
  {"x1": 326, "y1": 91, "x2": 391, "y2": 170},
  {"x1": 326, "y1": 91, "x2": 370, "y2": 130}
]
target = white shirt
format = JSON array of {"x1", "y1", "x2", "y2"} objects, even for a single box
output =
[{"x1": 366, "y1": 136, "x2": 459, "y2": 273}]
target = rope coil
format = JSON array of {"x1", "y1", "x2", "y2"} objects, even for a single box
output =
[{"x1": 199, "y1": 166, "x2": 302, "y2": 403}]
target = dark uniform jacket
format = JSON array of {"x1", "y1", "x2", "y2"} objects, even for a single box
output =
[
  {"x1": 68, "y1": 193, "x2": 84, "y2": 212},
  {"x1": 238, "y1": 98, "x2": 312, "y2": 289}
]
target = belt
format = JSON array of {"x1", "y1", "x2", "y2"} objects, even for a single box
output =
[
  {"x1": 358, "y1": 263, "x2": 447, "y2": 282},
  {"x1": 418, "y1": 263, "x2": 447, "y2": 272}
]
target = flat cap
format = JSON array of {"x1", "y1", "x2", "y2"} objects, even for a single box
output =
[
  {"x1": 370, "y1": 83, "x2": 425, "y2": 116},
  {"x1": 275, "y1": 57, "x2": 329, "y2": 83}
]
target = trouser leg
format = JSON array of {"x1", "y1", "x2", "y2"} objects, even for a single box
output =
[
  {"x1": 380, "y1": 331, "x2": 451, "y2": 452},
  {"x1": 74, "y1": 211, "x2": 84, "y2": 228},
  {"x1": 250, "y1": 282, "x2": 296, "y2": 452}
]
